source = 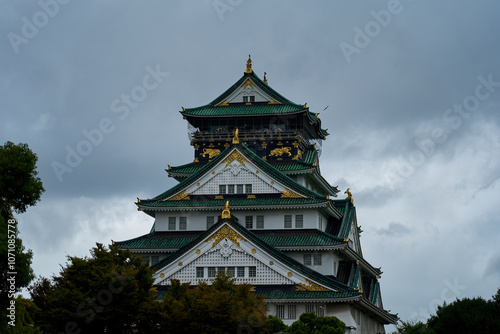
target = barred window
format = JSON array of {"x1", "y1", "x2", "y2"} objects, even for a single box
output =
[
  {"x1": 243, "y1": 96, "x2": 248, "y2": 103},
  {"x1": 179, "y1": 217, "x2": 187, "y2": 230},
  {"x1": 196, "y1": 267, "x2": 204, "y2": 278},
  {"x1": 249, "y1": 266, "x2": 256, "y2": 277},
  {"x1": 206, "y1": 216, "x2": 215, "y2": 229},
  {"x1": 142, "y1": 256, "x2": 150, "y2": 264},
  {"x1": 227, "y1": 185, "x2": 235, "y2": 194},
  {"x1": 217, "y1": 267, "x2": 225, "y2": 275},
  {"x1": 237, "y1": 267, "x2": 245, "y2": 277},
  {"x1": 284, "y1": 215, "x2": 292, "y2": 228},
  {"x1": 305, "y1": 305, "x2": 315, "y2": 313},
  {"x1": 303, "y1": 254, "x2": 312, "y2": 266},
  {"x1": 256, "y1": 215, "x2": 264, "y2": 229},
  {"x1": 208, "y1": 267, "x2": 216, "y2": 278},
  {"x1": 276, "y1": 305, "x2": 285, "y2": 319},
  {"x1": 236, "y1": 184, "x2": 244, "y2": 194},
  {"x1": 219, "y1": 185, "x2": 226, "y2": 194},
  {"x1": 295, "y1": 214, "x2": 303, "y2": 228},
  {"x1": 245, "y1": 216, "x2": 253, "y2": 229},
  {"x1": 287, "y1": 305, "x2": 297, "y2": 319},
  {"x1": 246, "y1": 184, "x2": 252, "y2": 194},
  {"x1": 168, "y1": 217, "x2": 176, "y2": 230},
  {"x1": 227, "y1": 267, "x2": 235, "y2": 277},
  {"x1": 313, "y1": 254, "x2": 322, "y2": 266},
  {"x1": 151, "y1": 255, "x2": 159, "y2": 265}
]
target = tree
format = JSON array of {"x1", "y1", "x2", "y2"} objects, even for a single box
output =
[
  {"x1": 287, "y1": 311, "x2": 345, "y2": 334},
  {"x1": 156, "y1": 272, "x2": 268, "y2": 334},
  {"x1": 0, "y1": 141, "x2": 44, "y2": 329},
  {"x1": 266, "y1": 315, "x2": 287, "y2": 333},
  {"x1": 0, "y1": 141, "x2": 44, "y2": 218},
  {"x1": 427, "y1": 297, "x2": 500, "y2": 334},
  {"x1": 29, "y1": 243, "x2": 158, "y2": 334},
  {"x1": 391, "y1": 320, "x2": 435, "y2": 334}
]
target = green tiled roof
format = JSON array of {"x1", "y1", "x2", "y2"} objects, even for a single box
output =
[
  {"x1": 151, "y1": 217, "x2": 357, "y2": 294},
  {"x1": 182, "y1": 104, "x2": 305, "y2": 117},
  {"x1": 257, "y1": 290, "x2": 360, "y2": 299},
  {"x1": 140, "y1": 142, "x2": 328, "y2": 206},
  {"x1": 168, "y1": 150, "x2": 317, "y2": 176},
  {"x1": 114, "y1": 231, "x2": 200, "y2": 249},
  {"x1": 254, "y1": 229, "x2": 344, "y2": 247},
  {"x1": 139, "y1": 197, "x2": 328, "y2": 208}
]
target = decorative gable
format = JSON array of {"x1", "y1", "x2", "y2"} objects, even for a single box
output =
[
  {"x1": 153, "y1": 222, "x2": 337, "y2": 292},
  {"x1": 216, "y1": 77, "x2": 277, "y2": 105}
]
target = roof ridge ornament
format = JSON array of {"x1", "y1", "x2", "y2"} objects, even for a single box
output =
[
  {"x1": 263, "y1": 72, "x2": 268, "y2": 84},
  {"x1": 232, "y1": 128, "x2": 240, "y2": 144},
  {"x1": 221, "y1": 200, "x2": 231, "y2": 219},
  {"x1": 344, "y1": 188, "x2": 353, "y2": 204},
  {"x1": 246, "y1": 55, "x2": 252, "y2": 73}
]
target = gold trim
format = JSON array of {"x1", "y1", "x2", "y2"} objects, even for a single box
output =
[
  {"x1": 281, "y1": 188, "x2": 302, "y2": 198},
  {"x1": 221, "y1": 200, "x2": 231, "y2": 219},
  {"x1": 219, "y1": 100, "x2": 229, "y2": 106},
  {"x1": 269, "y1": 261, "x2": 274, "y2": 265},
  {"x1": 287, "y1": 272, "x2": 292, "y2": 277},
  {"x1": 201, "y1": 148, "x2": 221, "y2": 158},
  {"x1": 263, "y1": 72, "x2": 268, "y2": 84},
  {"x1": 297, "y1": 279, "x2": 330, "y2": 292},
  {"x1": 344, "y1": 188, "x2": 353, "y2": 204},
  {"x1": 269, "y1": 147, "x2": 292, "y2": 157},
  {"x1": 242, "y1": 78, "x2": 256, "y2": 89},
  {"x1": 196, "y1": 249, "x2": 200, "y2": 254},
  {"x1": 247, "y1": 195, "x2": 256, "y2": 199},
  {"x1": 169, "y1": 190, "x2": 190, "y2": 201},
  {"x1": 222, "y1": 150, "x2": 248, "y2": 166},
  {"x1": 245, "y1": 55, "x2": 252, "y2": 73},
  {"x1": 251, "y1": 248, "x2": 256, "y2": 254},
  {"x1": 160, "y1": 273, "x2": 165, "y2": 278},
  {"x1": 178, "y1": 262, "x2": 183, "y2": 266},
  {"x1": 205, "y1": 225, "x2": 247, "y2": 248},
  {"x1": 268, "y1": 98, "x2": 279, "y2": 104},
  {"x1": 215, "y1": 195, "x2": 224, "y2": 199},
  {"x1": 232, "y1": 129, "x2": 240, "y2": 144}
]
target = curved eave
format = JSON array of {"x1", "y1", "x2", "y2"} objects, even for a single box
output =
[
  {"x1": 342, "y1": 246, "x2": 383, "y2": 277},
  {"x1": 359, "y1": 297, "x2": 399, "y2": 325},
  {"x1": 181, "y1": 106, "x2": 307, "y2": 118}
]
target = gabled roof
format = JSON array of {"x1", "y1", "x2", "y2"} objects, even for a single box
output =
[
  {"x1": 151, "y1": 215, "x2": 359, "y2": 295},
  {"x1": 138, "y1": 142, "x2": 335, "y2": 211}
]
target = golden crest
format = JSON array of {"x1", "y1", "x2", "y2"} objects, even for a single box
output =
[
  {"x1": 296, "y1": 279, "x2": 330, "y2": 292},
  {"x1": 223, "y1": 150, "x2": 248, "y2": 166},
  {"x1": 269, "y1": 147, "x2": 292, "y2": 157},
  {"x1": 280, "y1": 188, "x2": 302, "y2": 198},
  {"x1": 205, "y1": 224, "x2": 247, "y2": 248}
]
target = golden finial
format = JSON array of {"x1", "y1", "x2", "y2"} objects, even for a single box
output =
[
  {"x1": 221, "y1": 200, "x2": 231, "y2": 219},
  {"x1": 232, "y1": 128, "x2": 240, "y2": 144},
  {"x1": 344, "y1": 188, "x2": 353, "y2": 204},
  {"x1": 303, "y1": 103, "x2": 307, "y2": 108},
  {"x1": 263, "y1": 72, "x2": 268, "y2": 84},
  {"x1": 182, "y1": 107, "x2": 185, "y2": 111},
  {"x1": 136, "y1": 197, "x2": 141, "y2": 203},
  {"x1": 245, "y1": 55, "x2": 252, "y2": 73},
  {"x1": 326, "y1": 194, "x2": 330, "y2": 200}
]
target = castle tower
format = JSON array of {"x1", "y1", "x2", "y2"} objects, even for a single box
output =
[{"x1": 115, "y1": 57, "x2": 397, "y2": 333}]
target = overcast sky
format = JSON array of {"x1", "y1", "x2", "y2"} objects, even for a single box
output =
[{"x1": 2, "y1": 0, "x2": 500, "y2": 329}]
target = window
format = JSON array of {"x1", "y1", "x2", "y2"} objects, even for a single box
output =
[
  {"x1": 217, "y1": 267, "x2": 225, "y2": 274},
  {"x1": 206, "y1": 216, "x2": 215, "y2": 229},
  {"x1": 295, "y1": 214, "x2": 303, "y2": 228},
  {"x1": 249, "y1": 266, "x2": 256, "y2": 277},
  {"x1": 304, "y1": 253, "x2": 322, "y2": 266},
  {"x1": 287, "y1": 305, "x2": 297, "y2": 319},
  {"x1": 319, "y1": 217, "x2": 323, "y2": 230},
  {"x1": 151, "y1": 255, "x2": 159, "y2": 265},
  {"x1": 227, "y1": 185, "x2": 235, "y2": 194},
  {"x1": 208, "y1": 267, "x2": 216, "y2": 278},
  {"x1": 276, "y1": 305, "x2": 285, "y2": 319},
  {"x1": 179, "y1": 217, "x2": 187, "y2": 230},
  {"x1": 142, "y1": 256, "x2": 150, "y2": 264},
  {"x1": 237, "y1": 267, "x2": 245, "y2": 277},
  {"x1": 219, "y1": 185, "x2": 226, "y2": 194},
  {"x1": 243, "y1": 96, "x2": 248, "y2": 103},
  {"x1": 305, "y1": 304, "x2": 325, "y2": 316},
  {"x1": 246, "y1": 184, "x2": 252, "y2": 194},
  {"x1": 227, "y1": 267, "x2": 235, "y2": 277},
  {"x1": 249, "y1": 96, "x2": 255, "y2": 102},
  {"x1": 284, "y1": 215, "x2": 292, "y2": 228},
  {"x1": 256, "y1": 215, "x2": 264, "y2": 229},
  {"x1": 168, "y1": 217, "x2": 176, "y2": 230},
  {"x1": 245, "y1": 216, "x2": 253, "y2": 229},
  {"x1": 196, "y1": 267, "x2": 204, "y2": 278},
  {"x1": 236, "y1": 184, "x2": 244, "y2": 194}
]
